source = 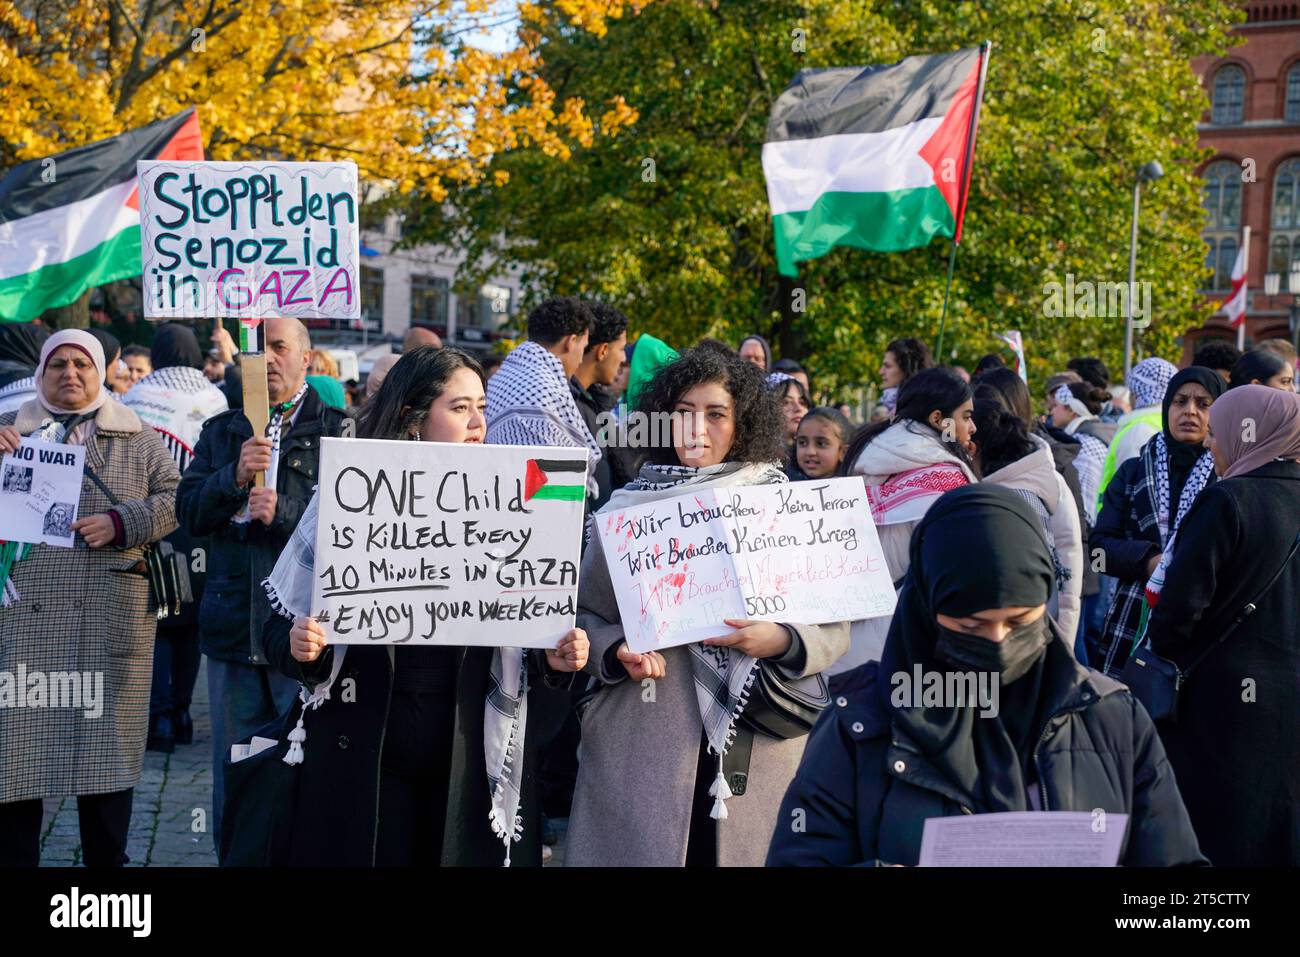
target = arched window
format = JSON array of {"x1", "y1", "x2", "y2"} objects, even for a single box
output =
[
  {"x1": 1212, "y1": 65, "x2": 1246, "y2": 125},
  {"x1": 1286, "y1": 64, "x2": 1300, "y2": 123},
  {"x1": 1271, "y1": 157, "x2": 1300, "y2": 278},
  {"x1": 1202, "y1": 160, "x2": 1242, "y2": 290}
]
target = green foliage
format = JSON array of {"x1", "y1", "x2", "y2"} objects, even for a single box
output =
[{"x1": 403, "y1": 0, "x2": 1242, "y2": 401}]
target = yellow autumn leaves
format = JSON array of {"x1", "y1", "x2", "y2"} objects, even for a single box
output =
[{"x1": 0, "y1": 0, "x2": 644, "y2": 197}]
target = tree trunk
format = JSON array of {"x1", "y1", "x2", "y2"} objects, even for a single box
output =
[{"x1": 41, "y1": 290, "x2": 91, "y2": 329}]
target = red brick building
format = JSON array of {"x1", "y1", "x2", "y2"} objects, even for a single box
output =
[{"x1": 1186, "y1": 1, "x2": 1300, "y2": 361}]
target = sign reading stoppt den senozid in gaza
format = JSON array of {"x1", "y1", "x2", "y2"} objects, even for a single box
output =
[
  {"x1": 310, "y1": 438, "x2": 588, "y2": 648},
  {"x1": 137, "y1": 160, "x2": 360, "y2": 320},
  {"x1": 596, "y1": 477, "x2": 897, "y2": 653}
]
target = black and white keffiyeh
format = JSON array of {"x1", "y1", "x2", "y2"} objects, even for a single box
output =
[
  {"x1": 601, "y1": 460, "x2": 788, "y2": 818},
  {"x1": 122, "y1": 366, "x2": 228, "y2": 471},
  {"x1": 263, "y1": 492, "x2": 531, "y2": 865},
  {"x1": 486, "y1": 341, "x2": 601, "y2": 493},
  {"x1": 1143, "y1": 434, "x2": 1215, "y2": 607}
]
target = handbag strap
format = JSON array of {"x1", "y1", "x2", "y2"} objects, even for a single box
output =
[
  {"x1": 1180, "y1": 530, "x2": 1300, "y2": 677},
  {"x1": 83, "y1": 464, "x2": 121, "y2": 507}
]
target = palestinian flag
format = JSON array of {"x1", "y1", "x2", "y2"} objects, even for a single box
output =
[
  {"x1": 524, "y1": 458, "x2": 586, "y2": 502},
  {"x1": 762, "y1": 46, "x2": 989, "y2": 277},
  {"x1": 0, "y1": 110, "x2": 204, "y2": 321}
]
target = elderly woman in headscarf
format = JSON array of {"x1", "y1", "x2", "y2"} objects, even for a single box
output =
[
  {"x1": 0, "y1": 322, "x2": 51, "y2": 415},
  {"x1": 1143, "y1": 385, "x2": 1300, "y2": 866},
  {"x1": 766, "y1": 484, "x2": 1205, "y2": 866},
  {"x1": 122, "y1": 323, "x2": 228, "y2": 752},
  {"x1": 1092, "y1": 366, "x2": 1225, "y2": 677},
  {"x1": 0, "y1": 330, "x2": 180, "y2": 867}
]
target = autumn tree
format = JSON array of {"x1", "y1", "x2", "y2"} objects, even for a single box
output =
[{"x1": 406, "y1": 0, "x2": 1242, "y2": 400}]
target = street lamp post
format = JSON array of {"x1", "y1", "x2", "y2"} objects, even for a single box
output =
[{"x1": 1124, "y1": 160, "x2": 1164, "y2": 380}]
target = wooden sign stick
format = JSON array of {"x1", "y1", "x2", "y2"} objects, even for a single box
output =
[{"x1": 239, "y1": 321, "x2": 271, "y2": 487}]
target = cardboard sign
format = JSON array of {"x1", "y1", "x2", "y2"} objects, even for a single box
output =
[
  {"x1": 310, "y1": 438, "x2": 587, "y2": 647},
  {"x1": 596, "y1": 477, "x2": 897, "y2": 653},
  {"x1": 0, "y1": 437, "x2": 85, "y2": 547},
  {"x1": 137, "y1": 160, "x2": 360, "y2": 320}
]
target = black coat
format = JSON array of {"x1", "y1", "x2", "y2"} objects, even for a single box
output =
[
  {"x1": 1147, "y1": 460, "x2": 1300, "y2": 866},
  {"x1": 766, "y1": 639, "x2": 1205, "y2": 867},
  {"x1": 261, "y1": 614, "x2": 569, "y2": 866},
  {"x1": 1038, "y1": 424, "x2": 1096, "y2": 598},
  {"x1": 176, "y1": 387, "x2": 348, "y2": 663}
]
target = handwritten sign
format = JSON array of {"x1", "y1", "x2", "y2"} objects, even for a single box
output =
[
  {"x1": 137, "y1": 160, "x2": 360, "y2": 320},
  {"x1": 0, "y1": 437, "x2": 85, "y2": 547},
  {"x1": 596, "y1": 477, "x2": 897, "y2": 653},
  {"x1": 310, "y1": 438, "x2": 587, "y2": 647}
]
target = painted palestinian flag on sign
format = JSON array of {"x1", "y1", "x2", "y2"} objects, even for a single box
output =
[
  {"x1": 0, "y1": 110, "x2": 204, "y2": 322},
  {"x1": 762, "y1": 46, "x2": 988, "y2": 277},
  {"x1": 524, "y1": 458, "x2": 587, "y2": 502}
]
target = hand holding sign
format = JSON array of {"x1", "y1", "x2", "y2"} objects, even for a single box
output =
[
  {"x1": 544, "y1": 627, "x2": 590, "y2": 673},
  {"x1": 290, "y1": 616, "x2": 328, "y2": 663},
  {"x1": 617, "y1": 642, "x2": 667, "y2": 680},
  {"x1": 0, "y1": 426, "x2": 19, "y2": 454},
  {"x1": 703, "y1": 619, "x2": 792, "y2": 659}
]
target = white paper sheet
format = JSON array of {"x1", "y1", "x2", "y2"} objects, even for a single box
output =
[
  {"x1": 918, "y1": 811, "x2": 1129, "y2": 867},
  {"x1": 0, "y1": 437, "x2": 85, "y2": 547}
]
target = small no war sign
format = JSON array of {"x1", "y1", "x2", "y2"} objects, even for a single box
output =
[
  {"x1": 137, "y1": 160, "x2": 360, "y2": 320},
  {"x1": 596, "y1": 477, "x2": 898, "y2": 653},
  {"x1": 311, "y1": 438, "x2": 588, "y2": 648}
]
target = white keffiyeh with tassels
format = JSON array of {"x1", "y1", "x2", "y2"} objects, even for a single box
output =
[
  {"x1": 263, "y1": 491, "x2": 530, "y2": 865},
  {"x1": 595, "y1": 460, "x2": 788, "y2": 819}
]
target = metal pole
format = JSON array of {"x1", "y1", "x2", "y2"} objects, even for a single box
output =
[
  {"x1": 936, "y1": 239, "x2": 959, "y2": 359},
  {"x1": 1124, "y1": 178, "x2": 1141, "y2": 380}
]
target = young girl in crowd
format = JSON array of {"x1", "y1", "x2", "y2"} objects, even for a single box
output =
[
  {"x1": 835, "y1": 367, "x2": 976, "y2": 680},
  {"x1": 257, "y1": 347, "x2": 589, "y2": 867},
  {"x1": 565, "y1": 346, "x2": 849, "y2": 866},
  {"x1": 766, "y1": 485, "x2": 1205, "y2": 867},
  {"x1": 791, "y1": 406, "x2": 852, "y2": 480}
]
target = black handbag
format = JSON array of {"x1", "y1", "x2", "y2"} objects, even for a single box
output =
[
  {"x1": 1123, "y1": 531, "x2": 1300, "y2": 723},
  {"x1": 725, "y1": 658, "x2": 831, "y2": 798},
  {"x1": 219, "y1": 709, "x2": 299, "y2": 867},
  {"x1": 84, "y1": 465, "x2": 193, "y2": 619}
]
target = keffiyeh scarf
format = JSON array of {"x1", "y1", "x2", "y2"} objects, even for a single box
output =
[
  {"x1": 1128, "y1": 357, "x2": 1178, "y2": 410},
  {"x1": 605, "y1": 460, "x2": 788, "y2": 818},
  {"x1": 263, "y1": 492, "x2": 531, "y2": 865},
  {"x1": 486, "y1": 341, "x2": 601, "y2": 493},
  {"x1": 1143, "y1": 434, "x2": 1215, "y2": 608}
]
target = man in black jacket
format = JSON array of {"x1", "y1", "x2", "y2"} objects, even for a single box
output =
[
  {"x1": 176, "y1": 316, "x2": 348, "y2": 852},
  {"x1": 570, "y1": 302, "x2": 629, "y2": 511}
]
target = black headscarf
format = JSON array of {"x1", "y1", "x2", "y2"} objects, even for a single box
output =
[
  {"x1": 877, "y1": 484, "x2": 1062, "y2": 813},
  {"x1": 739, "y1": 334, "x2": 771, "y2": 372},
  {"x1": 150, "y1": 323, "x2": 203, "y2": 370},
  {"x1": 0, "y1": 322, "x2": 50, "y2": 388},
  {"x1": 1161, "y1": 365, "x2": 1224, "y2": 505}
]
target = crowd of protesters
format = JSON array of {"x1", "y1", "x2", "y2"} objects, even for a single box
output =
[{"x1": 0, "y1": 300, "x2": 1296, "y2": 869}]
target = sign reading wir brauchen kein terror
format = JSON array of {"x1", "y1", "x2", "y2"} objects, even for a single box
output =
[
  {"x1": 137, "y1": 160, "x2": 360, "y2": 320},
  {"x1": 310, "y1": 438, "x2": 587, "y2": 648}
]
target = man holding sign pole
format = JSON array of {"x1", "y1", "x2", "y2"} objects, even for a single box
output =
[{"x1": 175, "y1": 315, "x2": 348, "y2": 852}]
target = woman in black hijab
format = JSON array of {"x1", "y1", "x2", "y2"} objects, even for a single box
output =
[
  {"x1": 767, "y1": 484, "x2": 1204, "y2": 866},
  {"x1": 149, "y1": 323, "x2": 204, "y2": 371},
  {"x1": 1093, "y1": 367, "x2": 1225, "y2": 677}
]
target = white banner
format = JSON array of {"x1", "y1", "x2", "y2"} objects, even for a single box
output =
[
  {"x1": 137, "y1": 160, "x2": 360, "y2": 320},
  {"x1": 596, "y1": 477, "x2": 897, "y2": 653},
  {"x1": 0, "y1": 438, "x2": 85, "y2": 547},
  {"x1": 310, "y1": 438, "x2": 587, "y2": 647}
]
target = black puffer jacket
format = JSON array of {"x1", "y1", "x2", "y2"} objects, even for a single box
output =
[{"x1": 766, "y1": 639, "x2": 1206, "y2": 867}]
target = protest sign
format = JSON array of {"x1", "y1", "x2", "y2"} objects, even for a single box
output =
[
  {"x1": 137, "y1": 160, "x2": 360, "y2": 320},
  {"x1": 0, "y1": 437, "x2": 85, "y2": 547},
  {"x1": 596, "y1": 477, "x2": 897, "y2": 653},
  {"x1": 310, "y1": 438, "x2": 587, "y2": 648},
  {"x1": 919, "y1": 812, "x2": 1130, "y2": 867}
]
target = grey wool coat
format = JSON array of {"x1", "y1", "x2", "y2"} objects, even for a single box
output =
[
  {"x1": 0, "y1": 398, "x2": 179, "y2": 804},
  {"x1": 565, "y1": 478, "x2": 850, "y2": 867}
]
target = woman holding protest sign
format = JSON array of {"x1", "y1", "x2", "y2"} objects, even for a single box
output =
[
  {"x1": 0, "y1": 330, "x2": 180, "y2": 867},
  {"x1": 564, "y1": 345, "x2": 849, "y2": 867},
  {"x1": 256, "y1": 346, "x2": 589, "y2": 867},
  {"x1": 765, "y1": 484, "x2": 1205, "y2": 867}
]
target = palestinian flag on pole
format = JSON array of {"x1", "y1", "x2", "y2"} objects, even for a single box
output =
[
  {"x1": 763, "y1": 45, "x2": 989, "y2": 277},
  {"x1": 524, "y1": 458, "x2": 587, "y2": 502},
  {"x1": 0, "y1": 110, "x2": 204, "y2": 322}
]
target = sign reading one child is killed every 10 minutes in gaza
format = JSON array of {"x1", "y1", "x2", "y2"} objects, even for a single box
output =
[
  {"x1": 137, "y1": 160, "x2": 360, "y2": 320},
  {"x1": 597, "y1": 477, "x2": 898, "y2": 654},
  {"x1": 310, "y1": 438, "x2": 588, "y2": 648}
]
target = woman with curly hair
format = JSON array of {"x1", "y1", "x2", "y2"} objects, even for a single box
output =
[
  {"x1": 564, "y1": 346, "x2": 850, "y2": 866},
  {"x1": 871, "y1": 336, "x2": 933, "y2": 420}
]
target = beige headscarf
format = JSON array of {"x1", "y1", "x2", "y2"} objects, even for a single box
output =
[
  {"x1": 36, "y1": 330, "x2": 108, "y2": 445},
  {"x1": 1209, "y1": 384, "x2": 1300, "y2": 479}
]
